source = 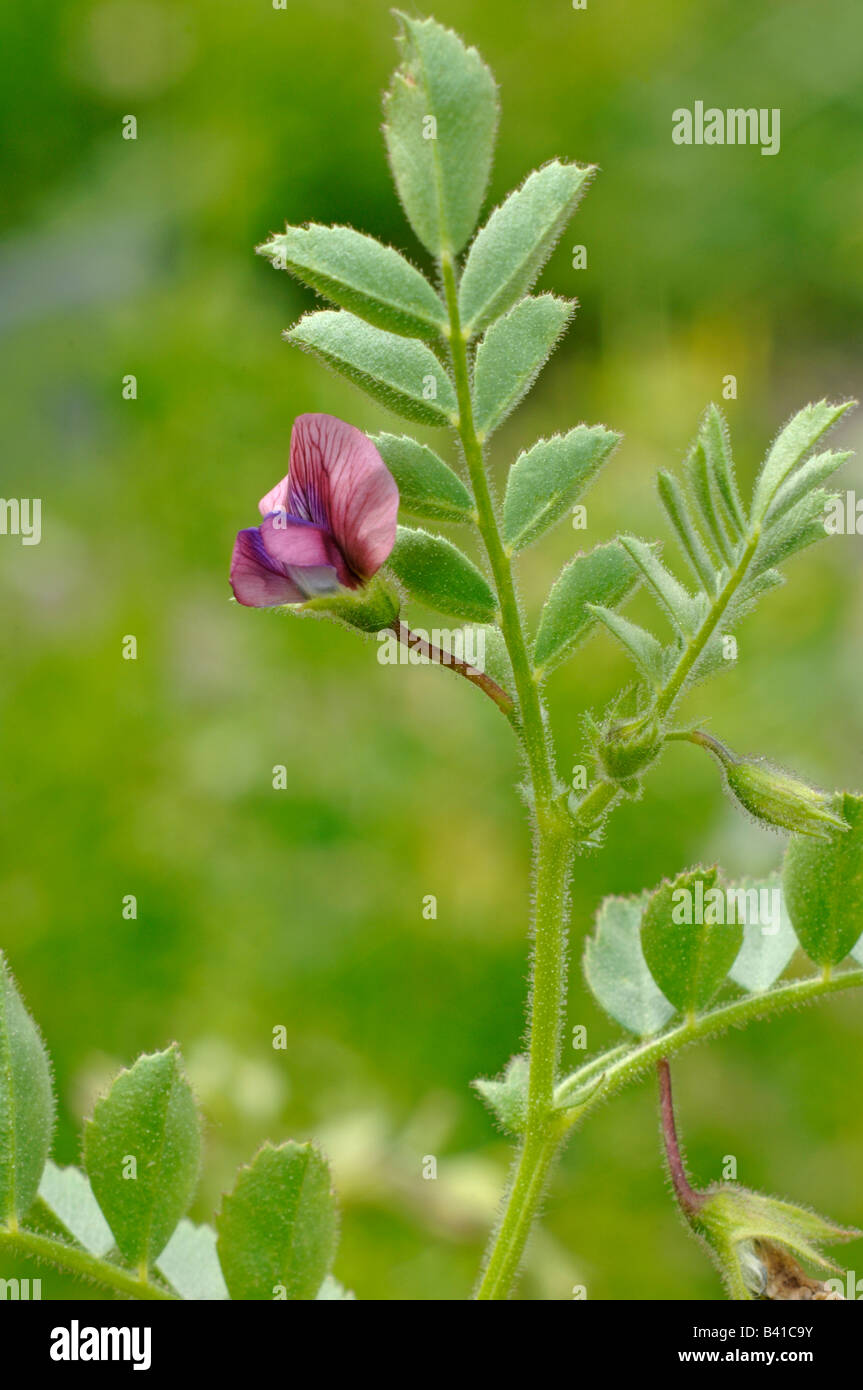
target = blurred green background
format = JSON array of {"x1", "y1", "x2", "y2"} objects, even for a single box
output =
[{"x1": 1, "y1": 0, "x2": 861, "y2": 1300}]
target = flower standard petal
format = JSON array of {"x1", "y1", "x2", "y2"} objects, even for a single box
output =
[{"x1": 287, "y1": 414, "x2": 399, "y2": 580}]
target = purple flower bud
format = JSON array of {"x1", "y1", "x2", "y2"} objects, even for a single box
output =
[{"x1": 230, "y1": 414, "x2": 399, "y2": 607}]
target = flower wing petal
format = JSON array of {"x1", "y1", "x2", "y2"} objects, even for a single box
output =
[{"x1": 230, "y1": 517, "x2": 346, "y2": 607}]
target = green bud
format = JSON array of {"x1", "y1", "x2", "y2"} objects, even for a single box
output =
[
  {"x1": 693, "y1": 1184, "x2": 857, "y2": 1301},
  {"x1": 596, "y1": 713, "x2": 663, "y2": 782},
  {"x1": 726, "y1": 763, "x2": 848, "y2": 840},
  {"x1": 690, "y1": 732, "x2": 849, "y2": 840},
  {"x1": 304, "y1": 576, "x2": 401, "y2": 634}
]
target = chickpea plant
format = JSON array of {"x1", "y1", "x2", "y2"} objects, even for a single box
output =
[{"x1": 2, "y1": 14, "x2": 860, "y2": 1301}]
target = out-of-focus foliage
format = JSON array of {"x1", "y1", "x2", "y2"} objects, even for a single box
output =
[{"x1": 0, "y1": 0, "x2": 861, "y2": 1299}]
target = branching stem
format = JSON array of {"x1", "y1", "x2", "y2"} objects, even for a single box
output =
[{"x1": 0, "y1": 1225, "x2": 178, "y2": 1300}]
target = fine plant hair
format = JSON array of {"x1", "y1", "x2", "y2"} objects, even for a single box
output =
[{"x1": 2, "y1": 13, "x2": 860, "y2": 1301}]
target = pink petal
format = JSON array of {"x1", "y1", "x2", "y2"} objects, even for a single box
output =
[
  {"x1": 258, "y1": 511, "x2": 355, "y2": 590},
  {"x1": 230, "y1": 517, "x2": 345, "y2": 607},
  {"x1": 258, "y1": 475, "x2": 290, "y2": 518},
  {"x1": 286, "y1": 414, "x2": 399, "y2": 580}
]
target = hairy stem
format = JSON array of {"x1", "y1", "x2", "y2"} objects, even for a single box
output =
[
  {"x1": 655, "y1": 528, "x2": 760, "y2": 720},
  {"x1": 657, "y1": 1059, "x2": 703, "y2": 1215},
  {"x1": 389, "y1": 620, "x2": 517, "y2": 723},
  {"x1": 439, "y1": 252, "x2": 571, "y2": 1299},
  {"x1": 0, "y1": 1225, "x2": 178, "y2": 1300},
  {"x1": 554, "y1": 967, "x2": 863, "y2": 1124}
]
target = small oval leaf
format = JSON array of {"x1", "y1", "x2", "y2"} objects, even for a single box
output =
[
  {"x1": 0, "y1": 952, "x2": 54, "y2": 1224},
  {"x1": 503, "y1": 425, "x2": 620, "y2": 552},
  {"x1": 584, "y1": 895, "x2": 675, "y2": 1037},
  {"x1": 372, "y1": 434, "x2": 475, "y2": 523},
  {"x1": 285, "y1": 311, "x2": 458, "y2": 427},
  {"x1": 83, "y1": 1045, "x2": 201, "y2": 1270},
  {"x1": 382, "y1": 13, "x2": 498, "y2": 257},
  {"x1": 727, "y1": 876, "x2": 798, "y2": 994},
  {"x1": 459, "y1": 161, "x2": 593, "y2": 336},
  {"x1": 38, "y1": 1161, "x2": 113, "y2": 1257},
  {"x1": 533, "y1": 541, "x2": 639, "y2": 675},
  {"x1": 387, "y1": 525, "x2": 497, "y2": 622},
  {"x1": 259, "y1": 224, "x2": 447, "y2": 339},
  {"x1": 641, "y1": 867, "x2": 743, "y2": 1015},
  {"x1": 216, "y1": 1141, "x2": 338, "y2": 1301},
  {"x1": 473, "y1": 295, "x2": 573, "y2": 438},
  {"x1": 783, "y1": 793, "x2": 863, "y2": 967}
]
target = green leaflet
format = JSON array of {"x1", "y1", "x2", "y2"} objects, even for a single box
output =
[
  {"x1": 783, "y1": 793, "x2": 863, "y2": 967},
  {"x1": 533, "y1": 541, "x2": 639, "y2": 675},
  {"x1": 216, "y1": 1141, "x2": 338, "y2": 1301},
  {"x1": 459, "y1": 161, "x2": 593, "y2": 336},
  {"x1": 584, "y1": 895, "x2": 675, "y2": 1037},
  {"x1": 83, "y1": 1045, "x2": 201, "y2": 1269},
  {"x1": 657, "y1": 469, "x2": 716, "y2": 591},
  {"x1": 618, "y1": 535, "x2": 703, "y2": 638},
  {"x1": 502, "y1": 425, "x2": 620, "y2": 553},
  {"x1": 585, "y1": 604, "x2": 667, "y2": 686},
  {"x1": 726, "y1": 875, "x2": 798, "y2": 994},
  {"x1": 686, "y1": 424, "x2": 735, "y2": 564},
  {"x1": 699, "y1": 403, "x2": 746, "y2": 537},
  {"x1": 38, "y1": 1161, "x2": 113, "y2": 1257},
  {"x1": 0, "y1": 953, "x2": 54, "y2": 1224},
  {"x1": 473, "y1": 1055, "x2": 529, "y2": 1135},
  {"x1": 767, "y1": 450, "x2": 852, "y2": 523},
  {"x1": 285, "y1": 311, "x2": 458, "y2": 428},
  {"x1": 387, "y1": 525, "x2": 498, "y2": 623},
  {"x1": 473, "y1": 295, "x2": 573, "y2": 438},
  {"x1": 751, "y1": 488, "x2": 834, "y2": 576},
  {"x1": 383, "y1": 13, "x2": 497, "y2": 257},
  {"x1": 751, "y1": 399, "x2": 853, "y2": 522},
  {"x1": 641, "y1": 867, "x2": 743, "y2": 1015},
  {"x1": 259, "y1": 225, "x2": 447, "y2": 339},
  {"x1": 157, "y1": 1219, "x2": 230, "y2": 1301},
  {"x1": 372, "y1": 434, "x2": 475, "y2": 524}
]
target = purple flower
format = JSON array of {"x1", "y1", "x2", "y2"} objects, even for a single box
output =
[{"x1": 230, "y1": 414, "x2": 399, "y2": 607}]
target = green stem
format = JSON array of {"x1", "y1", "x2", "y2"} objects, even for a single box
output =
[
  {"x1": 439, "y1": 254, "x2": 555, "y2": 809},
  {"x1": 655, "y1": 528, "x2": 760, "y2": 720},
  {"x1": 439, "y1": 253, "x2": 571, "y2": 1299},
  {"x1": 554, "y1": 967, "x2": 863, "y2": 1124},
  {"x1": 0, "y1": 1225, "x2": 178, "y2": 1300}
]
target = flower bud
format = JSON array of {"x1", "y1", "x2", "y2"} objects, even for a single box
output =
[
  {"x1": 692, "y1": 1184, "x2": 857, "y2": 1301},
  {"x1": 595, "y1": 713, "x2": 663, "y2": 782},
  {"x1": 690, "y1": 732, "x2": 849, "y2": 840}
]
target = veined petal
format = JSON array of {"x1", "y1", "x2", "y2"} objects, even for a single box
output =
[
  {"x1": 230, "y1": 518, "x2": 344, "y2": 607},
  {"x1": 285, "y1": 414, "x2": 399, "y2": 580}
]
